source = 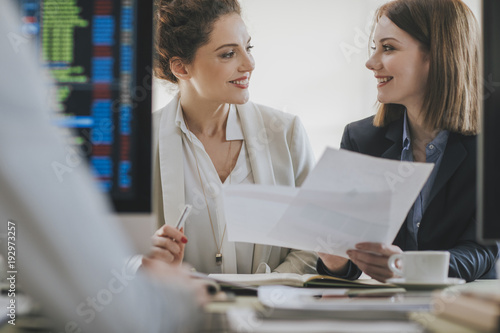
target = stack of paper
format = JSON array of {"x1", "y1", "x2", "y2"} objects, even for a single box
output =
[
  {"x1": 226, "y1": 286, "x2": 430, "y2": 333},
  {"x1": 257, "y1": 285, "x2": 431, "y2": 313},
  {"x1": 227, "y1": 309, "x2": 425, "y2": 333}
]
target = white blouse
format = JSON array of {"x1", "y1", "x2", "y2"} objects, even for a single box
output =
[{"x1": 174, "y1": 102, "x2": 255, "y2": 274}]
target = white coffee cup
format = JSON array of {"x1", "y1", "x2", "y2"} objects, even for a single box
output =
[{"x1": 388, "y1": 251, "x2": 450, "y2": 282}]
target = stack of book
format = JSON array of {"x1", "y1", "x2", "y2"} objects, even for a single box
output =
[{"x1": 432, "y1": 290, "x2": 500, "y2": 332}]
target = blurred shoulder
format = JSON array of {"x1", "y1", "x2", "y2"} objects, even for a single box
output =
[
  {"x1": 342, "y1": 115, "x2": 403, "y2": 156},
  {"x1": 343, "y1": 115, "x2": 386, "y2": 141},
  {"x1": 344, "y1": 115, "x2": 375, "y2": 132}
]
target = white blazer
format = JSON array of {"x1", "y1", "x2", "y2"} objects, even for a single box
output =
[{"x1": 153, "y1": 94, "x2": 318, "y2": 274}]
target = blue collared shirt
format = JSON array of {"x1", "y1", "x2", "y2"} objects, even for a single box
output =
[{"x1": 401, "y1": 111, "x2": 449, "y2": 249}]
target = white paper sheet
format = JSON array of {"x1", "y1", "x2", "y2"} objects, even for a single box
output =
[
  {"x1": 257, "y1": 285, "x2": 431, "y2": 312},
  {"x1": 222, "y1": 148, "x2": 433, "y2": 257},
  {"x1": 227, "y1": 308, "x2": 425, "y2": 333}
]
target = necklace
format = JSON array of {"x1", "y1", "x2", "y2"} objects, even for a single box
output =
[{"x1": 183, "y1": 110, "x2": 235, "y2": 266}]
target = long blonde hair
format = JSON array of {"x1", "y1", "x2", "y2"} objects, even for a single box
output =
[{"x1": 372, "y1": 0, "x2": 480, "y2": 135}]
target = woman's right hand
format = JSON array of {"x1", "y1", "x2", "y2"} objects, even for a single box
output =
[{"x1": 147, "y1": 225, "x2": 188, "y2": 266}]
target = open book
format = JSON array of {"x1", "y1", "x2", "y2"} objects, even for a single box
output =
[{"x1": 208, "y1": 273, "x2": 395, "y2": 289}]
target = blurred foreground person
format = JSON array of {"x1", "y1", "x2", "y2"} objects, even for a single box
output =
[{"x1": 0, "y1": 2, "x2": 206, "y2": 332}]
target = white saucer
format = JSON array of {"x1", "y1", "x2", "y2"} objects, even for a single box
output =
[{"x1": 386, "y1": 277, "x2": 466, "y2": 290}]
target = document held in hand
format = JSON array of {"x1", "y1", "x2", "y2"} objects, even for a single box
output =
[{"x1": 221, "y1": 148, "x2": 434, "y2": 258}]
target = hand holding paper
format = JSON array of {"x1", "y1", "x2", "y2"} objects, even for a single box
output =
[{"x1": 222, "y1": 148, "x2": 433, "y2": 258}]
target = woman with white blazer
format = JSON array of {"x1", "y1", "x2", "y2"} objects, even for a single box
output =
[{"x1": 148, "y1": 0, "x2": 317, "y2": 274}]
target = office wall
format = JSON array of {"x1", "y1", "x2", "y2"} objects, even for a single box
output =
[{"x1": 152, "y1": 0, "x2": 481, "y2": 159}]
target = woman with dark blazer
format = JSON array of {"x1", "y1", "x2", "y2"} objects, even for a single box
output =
[{"x1": 318, "y1": 0, "x2": 498, "y2": 283}]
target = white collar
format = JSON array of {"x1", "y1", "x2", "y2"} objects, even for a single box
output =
[{"x1": 174, "y1": 102, "x2": 244, "y2": 141}]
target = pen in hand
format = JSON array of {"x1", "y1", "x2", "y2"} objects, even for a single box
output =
[
  {"x1": 157, "y1": 204, "x2": 191, "y2": 243},
  {"x1": 149, "y1": 205, "x2": 190, "y2": 266},
  {"x1": 175, "y1": 204, "x2": 192, "y2": 230}
]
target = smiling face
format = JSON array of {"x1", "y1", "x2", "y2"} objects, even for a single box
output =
[
  {"x1": 184, "y1": 13, "x2": 255, "y2": 105},
  {"x1": 366, "y1": 16, "x2": 430, "y2": 111}
]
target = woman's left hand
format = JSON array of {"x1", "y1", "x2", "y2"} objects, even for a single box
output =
[{"x1": 346, "y1": 242, "x2": 403, "y2": 283}]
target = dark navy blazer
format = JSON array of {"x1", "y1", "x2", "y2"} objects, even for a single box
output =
[{"x1": 318, "y1": 115, "x2": 499, "y2": 281}]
